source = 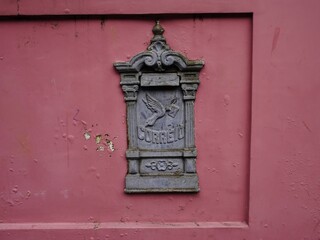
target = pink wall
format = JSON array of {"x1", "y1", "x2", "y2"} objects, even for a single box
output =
[{"x1": 0, "y1": 1, "x2": 320, "y2": 240}]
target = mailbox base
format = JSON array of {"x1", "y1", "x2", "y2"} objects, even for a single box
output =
[{"x1": 125, "y1": 174, "x2": 199, "y2": 193}]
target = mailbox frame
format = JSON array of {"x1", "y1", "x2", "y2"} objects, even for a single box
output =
[{"x1": 114, "y1": 21, "x2": 204, "y2": 193}]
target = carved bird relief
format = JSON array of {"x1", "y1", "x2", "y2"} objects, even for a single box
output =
[{"x1": 142, "y1": 93, "x2": 179, "y2": 127}]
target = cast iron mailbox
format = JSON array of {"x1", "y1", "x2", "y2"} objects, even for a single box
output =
[{"x1": 114, "y1": 21, "x2": 204, "y2": 193}]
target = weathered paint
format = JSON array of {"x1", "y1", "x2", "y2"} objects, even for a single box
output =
[{"x1": 0, "y1": 0, "x2": 320, "y2": 239}]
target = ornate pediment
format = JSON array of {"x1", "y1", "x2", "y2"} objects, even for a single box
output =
[{"x1": 114, "y1": 21, "x2": 204, "y2": 73}]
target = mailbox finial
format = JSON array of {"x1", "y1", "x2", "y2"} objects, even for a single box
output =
[{"x1": 151, "y1": 20, "x2": 166, "y2": 42}]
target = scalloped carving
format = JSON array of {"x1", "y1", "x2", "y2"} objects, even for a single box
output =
[{"x1": 114, "y1": 21, "x2": 204, "y2": 73}]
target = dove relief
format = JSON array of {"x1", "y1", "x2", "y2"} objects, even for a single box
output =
[
  {"x1": 142, "y1": 93, "x2": 180, "y2": 127},
  {"x1": 139, "y1": 93, "x2": 184, "y2": 144}
]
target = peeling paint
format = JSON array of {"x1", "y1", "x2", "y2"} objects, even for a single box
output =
[
  {"x1": 95, "y1": 135, "x2": 102, "y2": 144},
  {"x1": 96, "y1": 146, "x2": 104, "y2": 152},
  {"x1": 106, "y1": 139, "x2": 115, "y2": 152},
  {"x1": 84, "y1": 132, "x2": 91, "y2": 140}
]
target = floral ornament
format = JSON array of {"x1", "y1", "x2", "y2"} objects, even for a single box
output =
[{"x1": 146, "y1": 160, "x2": 179, "y2": 171}]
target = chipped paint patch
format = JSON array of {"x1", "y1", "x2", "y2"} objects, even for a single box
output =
[
  {"x1": 95, "y1": 134, "x2": 116, "y2": 153},
  {"x1": 96, "y1": 146, "x2": 104, "y2": 152},
  {"x1": 95, "y1": 135, "x2": 102, "y2": 144},
  {"x1": 76, "y1": 118, "x2": 116, "y2": 155},
  {"x1": 84, "y1": 132, "x2": 91, "y2": 140},
  {"x1": 106, "y1": 139, "x2": 115, "y2": 152}
]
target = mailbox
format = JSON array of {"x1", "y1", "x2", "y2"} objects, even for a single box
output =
[{"x1": 114, "y1": 21, "x2": 204, "y2": 193}]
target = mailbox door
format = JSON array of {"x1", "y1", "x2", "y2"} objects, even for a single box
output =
[{"x1": 0, "y1": 1, "x2": 320, "y2": 240}]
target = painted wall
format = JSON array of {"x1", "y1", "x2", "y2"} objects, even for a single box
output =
[{"x1": 0, "y1": 1, "x2": 319, "y2": 239}]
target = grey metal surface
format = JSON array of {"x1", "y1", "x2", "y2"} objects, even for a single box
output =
[{"x1": 114, "y1": 21, "x2": 204, "y2": 193}]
